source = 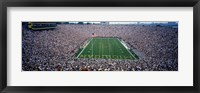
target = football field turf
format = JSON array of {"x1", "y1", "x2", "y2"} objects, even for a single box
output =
[{"x1": 76, "y1": 37, "x2": 138, "y2": 60}]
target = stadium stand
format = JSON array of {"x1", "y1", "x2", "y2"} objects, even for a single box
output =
[{"x1": 22, "y1": 24, "x2": 178, "y2": 71}]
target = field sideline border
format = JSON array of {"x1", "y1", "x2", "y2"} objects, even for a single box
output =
[
  {"x1": 116, "y1": 38, "x2": 137, "y2": 60},
  {"x1": 76, "y1": 38, "x2": 93, "y2": 58}
]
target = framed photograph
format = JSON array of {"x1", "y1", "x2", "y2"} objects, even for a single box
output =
[{"x1": 0, "y1": 0, "x2": 199, "y2": 93}]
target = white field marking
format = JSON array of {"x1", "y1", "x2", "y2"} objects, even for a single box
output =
[
  {"x1": 76, "y1": 38, "x2": 93, "y2": 58},
  {"x1": 108, "y1": 38, "x2": 110, "y2": 56},
  {"x1": 92, "y1": 38, "x2": 93, "y2": 56},
  {"x1": 101, "y1": 38, "x2": 103, "y2": 57},
  {"x1": 99, "y1": 38, "x2": 101, "y2": 56},
  {"x1": 117, "y1": 38, "x2": 136, "y2": 59}
]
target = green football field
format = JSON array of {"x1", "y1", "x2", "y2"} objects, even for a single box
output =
[{"x1": 76, "y1": 37, "x2": 138, "y2": 60}]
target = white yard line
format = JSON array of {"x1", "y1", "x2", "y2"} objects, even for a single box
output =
[
  {"x1": 101, "y1": 38, "x2": 103, "y2": 56},
  {"x1": 99, "y1": 38, "x2": 101, "y2": 56},
  {"x1": 117, "y1": 38, "x2": 136, "y2": 59},
  {"x1": 108, "y1": 38, "x2": 110, "y2": 56},
  {"x1": 92, "y1": 38, "x2": 93, "y2": 56},
  {"x1": 76, "y1": 38, "x2": 93, "y2": 58}
]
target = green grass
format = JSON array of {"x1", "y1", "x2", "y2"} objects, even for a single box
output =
[{"x1": 76, "y1": 37, "x2": 138, "y2": 60}]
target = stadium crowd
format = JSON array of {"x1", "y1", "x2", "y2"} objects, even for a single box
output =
[{"x1": 22, "y1": 24, "x2": 178, "y2": 71}]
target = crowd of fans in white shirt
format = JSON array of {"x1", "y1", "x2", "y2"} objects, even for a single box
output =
[{"x1": 22, "y1": 24, "x2": 178, "y2": 71}]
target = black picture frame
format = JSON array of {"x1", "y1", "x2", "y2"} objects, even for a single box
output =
[{"x1": 0, "y1": 0, "x2": 199, "y2": 93}]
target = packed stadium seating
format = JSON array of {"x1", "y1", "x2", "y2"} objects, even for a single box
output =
[{"x1": 22, "y1": 24, "x2": 178, "y2": 71}]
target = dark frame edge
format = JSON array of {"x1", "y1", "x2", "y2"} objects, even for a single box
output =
[
  {"x1": 1, "y1": 0, "x2": 199, "y2": 7},
  {"x1": 195, "y1": 1, "x2": 200, "y2": 90},
  {"x1": 1, "y1": 0, "x2": 7, "y2": 93},
  {"x1": 194, "y1": 1, "x2": 199, "y2": 91},
  {"x1": 0, "y1": 0, "x2": 3, "y2": 91}
]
